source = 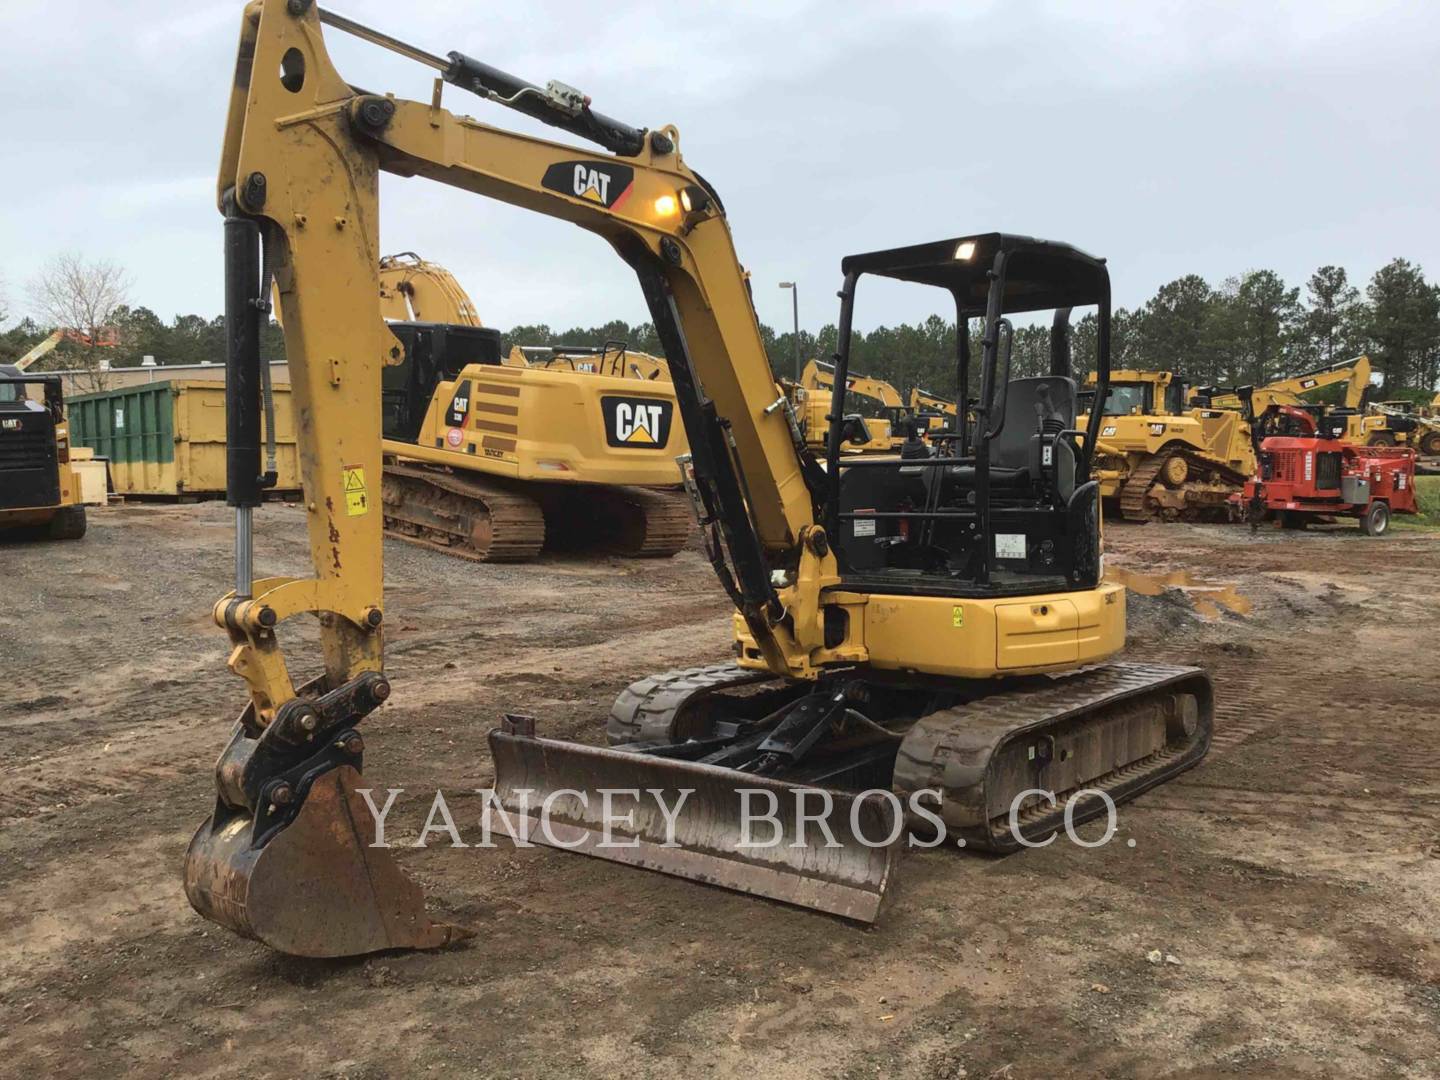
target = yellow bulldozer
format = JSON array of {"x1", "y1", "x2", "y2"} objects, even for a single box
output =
[
  {"x1": 183, "y1": 1, "x2": 1213, "y2": 956},
  {"x1": 1088, "y1": 358, "x2": 1384, "y2": 522},
  {"x1": 370, "y1": 253, "x2": 694, "y2": 560},
  {"x1": 1357, "y1": 399, "x2": 1440, "y2": 456},
  {"x1": 1084, "y1": 369, "x2": 1255, "y2": 521}
]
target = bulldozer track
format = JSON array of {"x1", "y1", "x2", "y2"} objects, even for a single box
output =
[
  {"x1": 1119, "y1": 447, "x2": 1249, "y2": 523},
  {"x1": 382, "y1": 463, "x2": 546, "y2": 562}
]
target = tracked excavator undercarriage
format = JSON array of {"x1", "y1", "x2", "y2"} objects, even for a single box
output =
[
  {"x1": 485, "y1": 661, "x2": 1210, "y2": 919},
  {"x1": 187, "y1": 1, "x2": 1215, "y2": 959},
  {"x1": 381, "y1": 461, "x2": 692, "y2": 561}
]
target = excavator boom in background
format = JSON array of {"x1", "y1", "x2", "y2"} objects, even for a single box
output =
[
  {"x1": 909, "y1": 386, "x2": 960, "y2": 431},
  {"x1": 1202, "y1": 355, "x2": 1440, "y2": 452},
  {"x1": 789, "y1": 357, "x2": 907, "y2": 452},
  {"x1": 1206, "y1": 356, "x2": 1375, "y2": 414},
  {"x1": 378, "y1": 252, "x2": 482, "y2": 326},
  {"x1": 186, "y1": 0, "x2": 1212, "y2": 957}
]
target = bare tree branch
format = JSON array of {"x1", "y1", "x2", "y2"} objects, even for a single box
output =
[{"x1": 29, "y1": 253, "x2": 131, "y2": 391}]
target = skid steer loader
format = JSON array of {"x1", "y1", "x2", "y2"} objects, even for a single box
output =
[{"x1": 184, "y1": 1, "x2": 1213, "y2": 956}]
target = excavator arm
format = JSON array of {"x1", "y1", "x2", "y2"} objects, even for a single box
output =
[
  {"x1": 217, "y1": 0, "x2": 835, "y2": 682},
  {"x1": 187, "y1": 0, "x2": 834, "y2": 954},
  {"x1": 909, "y1": 386, "x2": 958, "y2": 417},
  {"x1": 801, "y1": 357, "x2": 905, "y2": 409},
  {"x1": 1210, "y1": 356, "x2": 1374, "y2": 413}
]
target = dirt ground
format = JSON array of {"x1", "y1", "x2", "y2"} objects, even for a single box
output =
[{"x1": 1, "y1": 503, "x2": 1437, "y2": 1078}]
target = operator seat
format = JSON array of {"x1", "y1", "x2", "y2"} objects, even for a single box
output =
[{"x1": 947, "y1": 376, "x2": 1077, "y2": 488}]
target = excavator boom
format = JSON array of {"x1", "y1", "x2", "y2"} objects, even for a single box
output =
[{"x1": 189, "y1": 0, "x2": 823, "y2": 955}]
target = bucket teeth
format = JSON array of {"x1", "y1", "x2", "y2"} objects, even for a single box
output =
[
  {"x1": 487, "y1": 730, "x2": 902, "y2": 923},
  {"x1": 184, "y1": 764, "x2": 470, "y2": 958}
]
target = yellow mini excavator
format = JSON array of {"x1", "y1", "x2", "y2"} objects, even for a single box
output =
[
  {"x1": 185, "y1": 1, "x2": 1213, "y2": 956},
  {"x1": 368, "y1": 253, "x2": 693, "y2": 560}
]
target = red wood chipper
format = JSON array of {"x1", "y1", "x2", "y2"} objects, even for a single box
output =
[{"x1": 1241, "y1": 405, "x2": 1417, "y2": 535}]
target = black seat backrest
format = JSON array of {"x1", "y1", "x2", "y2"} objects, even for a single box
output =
[{"x1": 989, "y1": 376, "x2": 1077, "y2": 471}]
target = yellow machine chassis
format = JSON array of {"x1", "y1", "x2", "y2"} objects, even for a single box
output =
[
  {"x1": 395, "y1": 360, "x2": 688, "y2": 487},
  {"x1": 734, "y1": 581, "x2": 1126, "y2": 678}
]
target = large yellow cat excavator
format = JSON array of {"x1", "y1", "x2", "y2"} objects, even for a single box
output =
[
  {"x1": 368, "y1": 252, "x2": 693, "y2": 560},
  {"x1": 185, "y1": 1, "x2": 1213, "y2": 957}
]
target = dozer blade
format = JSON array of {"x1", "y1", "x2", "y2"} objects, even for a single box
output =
[
  {"x1": 487, "y1": 723, "x2": 902, "y2": 923},
  {"x1": 185, "y1": 762, "x2": 468, "y2": 958}
]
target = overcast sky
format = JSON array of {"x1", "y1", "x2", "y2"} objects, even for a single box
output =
[{"x1": 2, "y1": 0, "x2": 1436, "y2": 340}]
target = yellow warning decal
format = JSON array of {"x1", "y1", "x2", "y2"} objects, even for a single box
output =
[
  {"x1": 951, "y1": 605, "x2": 964, "y2": 628},
  {"x1": 343, "y1": 464, "x2": 369, "y2": 516}
]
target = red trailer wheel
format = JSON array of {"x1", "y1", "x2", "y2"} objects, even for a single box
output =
[{"x1": 1362, "y1": 501, "x2": 1390, "y2": 536}]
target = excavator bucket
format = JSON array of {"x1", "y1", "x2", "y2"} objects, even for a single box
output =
[
  {"x1": 185, "y1": 743, "x2": 468, "y2": 958},
  {"x1": 486, "y1": 722, "x2": 903, "y2": 922}
]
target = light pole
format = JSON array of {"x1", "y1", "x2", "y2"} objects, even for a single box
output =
[{"x1": 778, "y1": 281, "x2": 800, "y2": 381}]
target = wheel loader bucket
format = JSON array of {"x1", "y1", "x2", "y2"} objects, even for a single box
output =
[
  {"x1": 184, "y1": 765, "x2": 468, "y2": 958},
  {"x1": 486, "y1": 726, "x2": 902, "y2": 923}
]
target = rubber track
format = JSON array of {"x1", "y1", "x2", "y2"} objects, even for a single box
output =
[
  {"x1": 542, "y1": 485, "x2": 694, "y2": 558},
  {"x1": 894, "y1": 661, "x2": 1212, "y2": 850},
  {"x1": 1119, "y1": 448, "x2": 1250, "y2": 522},
  {"x1": 382, "y1": 463, "x2": 545, "y2": 562},
  {"x1": 608, "y1": 663, "x2": 777, "y2": 745}
]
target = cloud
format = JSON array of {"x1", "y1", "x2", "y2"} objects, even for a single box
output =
[{"x1": 1, "y1": 0, "x2": 1435, "y2": 342}]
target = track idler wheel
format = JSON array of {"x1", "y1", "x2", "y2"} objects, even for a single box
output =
[{"x1": 1161, "y1": 454, "x2": 1190, "y2": 488}]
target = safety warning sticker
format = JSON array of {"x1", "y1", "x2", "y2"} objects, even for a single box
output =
[{"x1": 343, "y1": 464, "x2": 369, "y2": 516}]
